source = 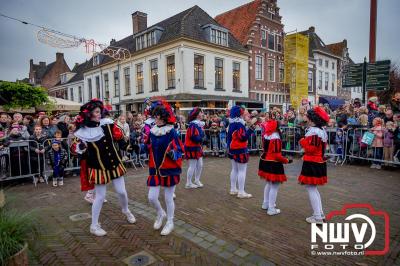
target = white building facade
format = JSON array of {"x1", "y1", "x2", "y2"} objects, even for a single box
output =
[{"x1": 82, "y1": 6, "x2": 252, "y2": 113}]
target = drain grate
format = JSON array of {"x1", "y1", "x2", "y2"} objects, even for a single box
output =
[
  {"x1": 69, "y1": 213, "x2": 91, "y2": 222},
  {"x1": 123, "y1": 251, "x2": 156, "y2": 266}
]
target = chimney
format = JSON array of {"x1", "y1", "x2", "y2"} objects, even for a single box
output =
[
  {"x1": 39, "y1": 61, "x2": 46, "y2": 67},
  {"x1": 30, "y1": 59, "x2": 33, "y2": 69},
  {"x1": 343, "y1": 39, "x2": 347, "y2": 47},
  {"x1": 74, "y1": 63, "x2": 79, "y2": 70},
  {"x1": 309, "y1": 26, "x2": 315, "y2": 33},
  {"x1": 132, "y1": 11, "x2": 147, "y2": 35},
  {"x1": 110, "y1": 38, "x2": 116, "y2": 46},
  {"x1": 56, "y1": 52, "x2": 64, "y2": 62}
]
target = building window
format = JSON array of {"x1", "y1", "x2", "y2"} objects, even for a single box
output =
[
  {"x1": 268, "y1": 33, "x2": 275, "y2": 50},
  {"x1": 167, "y1": 55, "x2": 175, "y2": 89},
  {"x1": 215, "y1": 58, "x2": 224, "y2": 90},
  {"x1": 255, "y1": 56, "x2": 263, "y2": 80},
  {"x1": 332, "y1": 74, "x2": 335, "y2": 91},
  {"x1": 70, "y1": 87, "x2": 74, "y2": 102},
  {"x1": 136, "y1": 63, "x2": 143, "y2": 94},
  {"x1": 233, "y1": 62, "x2": 240, "y2": 92},
  {"x1": 319, "y1": 59, "x2": 322, "y2": 66},
  {"x1": 95, "y1": 76, "x2": 100, "y2": 98},
  {"x1": 93, "y1": 54, "x2": 100, "y2": 67},
  {"x1": 318, "y1": 71, "x2": 322, "y2": 90},
  {"x1": 308, "y1": 71, "x2": 313, "y2": 92},
  {"x1": 124, "y1": 67, "x2": 131, "y2": 96},
  {"x1": 325, "y1": 60, "x2": 329, "y2": 68},
  {"x1": 332, "y1": 62, "x2": 335, "y2": 70},
  {"x1": 104, "y1": 73, "x2": 109, "y2": 99},
  {"x1": 150, "y1": 60, "x2": 158, "y2": 92},
  {"x1": 78, "y1": 86, "x2": 82, "y2": 102},
  {"x1": 325, "y1": 72, "x2": 329, "y2": 90},
  {"x1": 279, "y1": 62, "x2": 284, "y2": 82},
  {"x1": 268, "y1": 59, "x2": 275, "y2": 82},
  {"x1": 64, "y1": 89, "x2": 68, "y2": 100},
  {"x1": 88, "y1": 78, "x2": 92, "y2": 99},
  {"x1": 261, "y1": 30, "x2": 267, "y2": 47},
  {"x1": 211, "y1": 29, "x2": 228, "y2": 46},
  {"x1": 194, "y1": 54, "x2": 204, "y2": 88},
  {"x1": 113, "y1": 71, "x2": 119, "y2": 97},
  {"x1": 277, "y1": 35, "x2": 282, "y2": 52}
]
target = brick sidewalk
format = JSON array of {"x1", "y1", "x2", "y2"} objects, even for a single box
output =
[{"x1": 6, "y1": 157, "x2": 400, "y2": 265}]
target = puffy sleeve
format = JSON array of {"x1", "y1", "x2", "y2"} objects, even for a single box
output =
[
  {"x1": 235, "y1": 124, "x2": 254, "y2": 142},
  {"x1": 168, "y1": 129, "x2": 185, "y2": 161},
  {"x1": 300, "y1": 135, "x2": 325, "y2": 154},
  {"x1": 112, "y1": 123, "x2": 124, "y2": 141},
  {"x1": 189, "y1": 124, "x2": 203, "y2": 144},
  {"x1": 269, "y1": 139, "x2": 289, "y2": 163}
]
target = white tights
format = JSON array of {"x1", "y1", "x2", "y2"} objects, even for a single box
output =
[
  {"x1": 186, "y1": 158, "x2": 203, "y2": 185},
  {"x1": 148, "y1": 186, "x2": 176, "y2": 222},
  {"x1": 263, "y1": 181, "x2": 279, "y2": 209},
  {"x1": 230, "y1": 160, "x2": 248, "y2": 194},
  {"x1": 305, "y1": 185, "x2": 325, "y2": 219},
  {"x1": 91, "y1": 176, "x2": 129, "y2": 227}
]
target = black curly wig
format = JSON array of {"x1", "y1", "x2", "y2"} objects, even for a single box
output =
[
  {"x1": 306, "y1": 109, "x2": 327, "y2": 128},
  {"x1": 75, "y1": 99, "x2": 104, "y2": 129},
  {"x1": 153, "y1": 105, "x2": 170, "y2": 124}
]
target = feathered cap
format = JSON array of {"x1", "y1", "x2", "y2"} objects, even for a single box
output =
[
  {"x1": 229, "y1": 105, "x2": 244, "y2": 119},
  {"x1": 307, "y1": 106, "x2": 330, "y2": 124},
  {"x1": 189, "y1": 107, "x2": 201, "y2": 122},
  {"x1": 75, "y1": 98, "x2": 104, "y2": 128},
  {"x1": 152, "y1": 98, "x2": 176, "y2": 124},
  {"x1": 263, "y1": 119, "x2": 278, "y2": 136}
]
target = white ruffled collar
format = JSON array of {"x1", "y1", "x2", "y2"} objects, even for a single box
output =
[
  {"x1": 100, "y1": 118, "x2": 114, "y2": 126},
  {"x1": 306, "y1": 127, "x2": 328, "y2": 142},
  {"x1": 264, "y1": 132, "x2": 280, "y2": 140},
  {"x1": 75, "y1": 118, "x2": 113, "y2": 142},
  {"x1": 75, "y1": 127, "x2": 104, "y2": 142},
  {"x1": 228, "y1": 117, "x2": 245, "y2": 125},
  {"x1": 191, "y1": 119, "x2": 205, "y2": 128},
  {"x1": 144, "y1": 118, "x2": 155, "y2": 126},
  {"x1": 151, "y1": 124, "x2": 174, "y2": 136}
]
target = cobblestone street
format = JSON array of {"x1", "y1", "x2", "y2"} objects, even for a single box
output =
[{"x1": 6, "y1": 157, "x2": 400, "y2": 265}]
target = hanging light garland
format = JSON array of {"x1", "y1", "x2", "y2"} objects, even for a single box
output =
[{"x1": 0, "y1": 12, "x2": 131, "y2": 60}]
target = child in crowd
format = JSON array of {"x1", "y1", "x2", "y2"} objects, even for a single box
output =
[
  {"x1": 383, "y1": 121, "x2": 395, "y2": 164},
  {"x1": 370, "y1": 117, "x2": 384, "y2": 169},
  {"x1": 209, "y1": 122, "x2": 220, "y2": 156},
  {"x1": 47, "y1": 140, "x2": 68, "y2": 186},
  {"x1": 326, "y1": 119, "x2": 337, "y2": 163},
  {"x1": 335, "y1": 128, "x2": 344, "y2": 163}
]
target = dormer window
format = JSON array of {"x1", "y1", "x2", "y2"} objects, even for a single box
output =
[
  {"x1": 135, "y1": 27, "x2": 163, "y2": 51},
  {"x1": 60, "y1": 74, "x2": 67, "y2": 84},
  {"x1": 203, "y1": 24, "x2": 229, "y2": 47},
  {"x1": 93, "y1": 54, "x2": 100, "y2": 66}
]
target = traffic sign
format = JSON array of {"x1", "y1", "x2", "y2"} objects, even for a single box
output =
[
  {"x1": 342, "y1": 63, "x2": 363, "y2": 87},
  {"x1": 366, "y1": 60, "x2": 390, "y2": 90}
]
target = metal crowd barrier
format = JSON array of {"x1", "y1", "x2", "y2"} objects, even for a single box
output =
[
  {"x1": 346, "y1": 128, "x2": 400, "y2": 166},
  {"x1": 2, "y1": 127, "x2": 399, "y2": 184}
]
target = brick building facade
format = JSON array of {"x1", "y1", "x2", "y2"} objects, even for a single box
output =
[
  {"x1": 216, "y1": 0, "x2": 288, "y2": 108},
  {"x1": 29, "y1": 52, "x2": 70, "y2": 89}
]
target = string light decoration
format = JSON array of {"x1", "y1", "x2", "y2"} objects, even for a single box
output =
[{"x1": 0, "y1": 12, "x2": 131, "y2": 60}]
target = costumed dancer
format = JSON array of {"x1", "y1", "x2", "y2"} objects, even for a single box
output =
[
  {"x1": 147, "y1": 101, "x2": 184, "y2": 235},
  {"x1": 258, "y1": 119, "x2": 291, "y2": 215},
  {"x1": 184, "y1": 107, "x2": 205, "y2": 189},
  {"x1": 298, "y1": 106, "x2": 330, "y2": 224},
  {"x1": 227, "y1": 106, "x2": 255, "y2": 198},
  {"x1": 73, "y1": 99, "x2": 136, "y2": 236}
]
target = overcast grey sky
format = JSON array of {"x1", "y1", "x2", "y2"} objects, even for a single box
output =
[{"x1": 0, "y1": 0, "x2": 399, "y2": 81}]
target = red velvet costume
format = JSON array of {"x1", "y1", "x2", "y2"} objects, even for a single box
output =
[
  {"x1": 298, "y1": 109, "x2": 329, "y2": 186},
  {"x1": 258, "y1": 120, "x2": 289, "y2": 182}
]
